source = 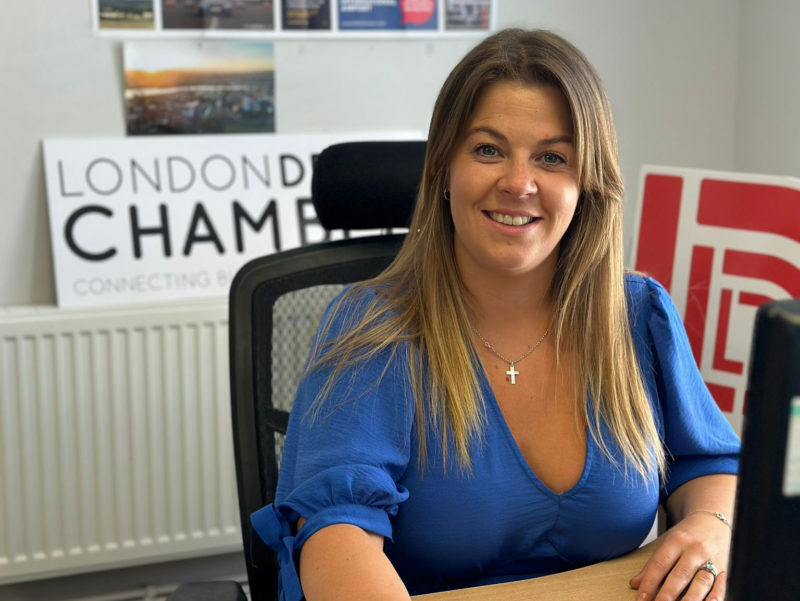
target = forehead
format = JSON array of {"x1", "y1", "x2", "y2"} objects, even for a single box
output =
[{"x1": 465, "y1": 81, "x2": 573, "y2": 135}]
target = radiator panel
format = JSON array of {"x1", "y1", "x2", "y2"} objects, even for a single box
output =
[{"x1": 0, "y1": 302, "x2": 241, "y2": 583}]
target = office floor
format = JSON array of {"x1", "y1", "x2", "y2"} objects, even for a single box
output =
[{"x1": 0, "y1": 551, "x2": 247, "y2": 601}]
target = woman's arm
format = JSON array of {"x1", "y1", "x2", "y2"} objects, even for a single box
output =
[
  {"x1": 663, "y1": 473, "x2": 736, "y2": 526},
  {"x1": 298, "y1": 520, "x2": 412, "y2": 601},
  {"x1": 630, "y1": 474, "x2": 736, "y2": 601}
]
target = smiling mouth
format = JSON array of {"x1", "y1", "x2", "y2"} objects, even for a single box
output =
[{"x1": 486, "y1": 211, "x2": 537, "y2": 226}]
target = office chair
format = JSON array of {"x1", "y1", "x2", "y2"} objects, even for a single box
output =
[{"x1": 169, "y1": 140, "x2": 426, "y2": 601}]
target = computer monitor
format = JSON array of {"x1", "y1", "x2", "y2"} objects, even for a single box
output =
[{"x1": 728, "y1": 299, "x2": 800, "y2": 600}]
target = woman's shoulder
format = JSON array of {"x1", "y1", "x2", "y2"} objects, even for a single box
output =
[
  {"x1": 623, "y1": 271, "x2": 682, "y2": 339},
  {"x1": 624, "y1": 271, "x2": 666, "y2": 294},
  {"x1": 312, "y1": 282, "x2": 404, "y2": 356},
  {"x1": 624, "y1": 271, "x2": 671, "y2": 310},
  {"x1": 334, "y1": 280, "x2": 395, "y2": 306},
  {"x1": 323, "y1": 282, "x2": 394, "y2": 326}
]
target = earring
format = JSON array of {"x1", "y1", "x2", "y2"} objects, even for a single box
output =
[{"x1": 444, "y1": 188, "x2": 451, "y2": 201}]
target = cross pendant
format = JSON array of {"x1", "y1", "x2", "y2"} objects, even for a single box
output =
[{"x1": 506, "y1": 363, "x2": 519, "y2": 385}]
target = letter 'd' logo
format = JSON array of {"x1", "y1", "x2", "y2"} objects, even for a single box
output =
[{"x1": 633, "y1": 167, "x2": 800, "y2": 433}]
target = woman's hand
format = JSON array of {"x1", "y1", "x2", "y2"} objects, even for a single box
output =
[
  {"x1": 629, "y1": 511, "x2": 731, "y2": 600},
  {"x1": 630, "y1": 473, "x2": 736, "y2": 601}
]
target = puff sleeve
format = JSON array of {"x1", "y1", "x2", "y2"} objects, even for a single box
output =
[
  {"x1": 627, "y1": 275, "x2": 740, "y2": 504},
  {"x1": 250, "y1": 289, "x2": 413, "y2": 601}
]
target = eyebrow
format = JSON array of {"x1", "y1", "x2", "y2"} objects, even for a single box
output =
[
  {"x1": 467, "y1": 126, "x2": 573, "y2": 146},
  {"x1": 539, "y1": 134, "x2": 574, "y2": 146}
]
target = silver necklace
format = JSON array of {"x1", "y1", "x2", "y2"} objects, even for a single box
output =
[{"x1": 471, "y1": 324, "x2": 550, "y2": 385}]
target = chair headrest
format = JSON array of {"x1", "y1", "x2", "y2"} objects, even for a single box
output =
[{"x1": 311, "y1": 140, "x2": 427, "y2": 230}]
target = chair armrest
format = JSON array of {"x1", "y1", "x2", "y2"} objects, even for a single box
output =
[{"x1": 167, "y1": 581, "x2": 247, "y2": 601}]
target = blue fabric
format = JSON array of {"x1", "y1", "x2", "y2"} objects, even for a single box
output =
[{"x1": 250, "y1": 274, "x2": 740, "y2": 599}]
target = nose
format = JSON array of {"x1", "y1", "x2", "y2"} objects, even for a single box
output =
[{"x1": 498, "y1": 159, "x2": 537, "y2": 198}]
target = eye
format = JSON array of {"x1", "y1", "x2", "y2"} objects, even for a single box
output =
[
  {"x1": 473, "y1": 143, "x2": 501, "y2": 158},
  {"x1": 542, "y1": 152, "x2": 566, "y2": 165}
]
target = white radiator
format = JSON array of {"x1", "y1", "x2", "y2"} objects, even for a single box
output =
[{"x1": 0, "y1": 300, "x2": 241, "y2": 584}]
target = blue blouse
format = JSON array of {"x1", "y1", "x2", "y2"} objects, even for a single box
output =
[{"x1": 251, "y1": 275, "x2": 740, "y2": 600}]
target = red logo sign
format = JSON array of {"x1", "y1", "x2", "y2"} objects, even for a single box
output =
[{"x1": 633, "y1": 168, "x2": 800, "y2": 433}]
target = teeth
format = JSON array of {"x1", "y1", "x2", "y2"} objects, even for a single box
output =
[{"x1": 488, "y1": 211, "x2": 535, "y2": 226}]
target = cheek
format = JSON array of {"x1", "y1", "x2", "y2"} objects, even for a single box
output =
[
  {"x1": 558, "y1": 184, "x2": 581, "y2": 218},
  {"x1": 567, "y1": 195, "x2": 580, "y2": 219},
  {"x1": 449, "y1": 197, "x2": 469, "y2": 232},
  {"x1": 447, "y1": 167, "x2": 468, "y2": 199},
  {"x1": 447, "y1": 170, "x2": 476, "y2": 222},
  {"x1": 546, "y1": 194, "x2": 577, "y2": 224},
  {"x1": 448, "y1": 156, "x2": 489, "y2": 199}
]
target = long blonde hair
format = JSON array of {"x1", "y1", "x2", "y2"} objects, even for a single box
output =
[{"x1": 309, "y1": 29, "x2": 665, "y2": 482}]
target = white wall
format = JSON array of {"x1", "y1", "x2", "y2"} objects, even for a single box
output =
[
  {"x1": 0, "y1": 0, "x2": 747, "y2": 307},
  {"x1": 735, "y1": 0, "x2": 800, "y2": 177}
]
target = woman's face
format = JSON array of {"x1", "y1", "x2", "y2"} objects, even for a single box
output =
[{"x1": 447, "y1": 81, "x2": 580, "y2": 286}]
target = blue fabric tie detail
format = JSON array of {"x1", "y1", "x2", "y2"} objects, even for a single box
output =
[{"x1": 251, "y1": 505, "x2": 304, "y2": 601}]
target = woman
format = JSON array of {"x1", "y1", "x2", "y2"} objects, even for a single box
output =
[{"x1": 252, "y1": 28, "x2": 739, "y2": 601}]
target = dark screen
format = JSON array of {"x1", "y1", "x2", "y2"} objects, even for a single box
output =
[{"x1": 728, "y1": 299, "x2": 800, "y2": 600}]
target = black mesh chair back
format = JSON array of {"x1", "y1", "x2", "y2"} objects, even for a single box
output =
[{"x1": 228, "y1": 140, "x2": 425, "y2": 600}]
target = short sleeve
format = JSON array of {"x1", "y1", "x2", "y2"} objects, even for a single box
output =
[
  {"x1": 250, "y1": 288, "x2": 413, "y2": 601},
  {"x1": 627, "y1": 275, "x2": 740, "y2": 503}
]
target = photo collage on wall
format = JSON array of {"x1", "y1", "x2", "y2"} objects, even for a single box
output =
[
  {"x1": 95, "y1": 0, "x2": 494, "y2": 35},
  {"x1": 100, "y1": 0, "x2": 492, "y2": 135},
  {"x1": 124, "y1": 40, "x2": 275, "y2": 135}
]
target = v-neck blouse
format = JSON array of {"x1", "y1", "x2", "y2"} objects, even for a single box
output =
[{"x1": 251, "y1": 275, "x2": 740, "y2": 600}]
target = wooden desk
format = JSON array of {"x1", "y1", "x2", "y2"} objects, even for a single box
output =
[{"x1": 412, "y1": 540, "x2": 657, "y2": 600}]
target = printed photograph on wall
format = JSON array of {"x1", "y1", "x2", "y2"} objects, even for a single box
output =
[
  {"x1": 98, "y1": 0, "x2": 155, "y2": 29},
  {"x1": 445, "y1": 0, "x2": 490, "y2": 30},
  {"x1": 124, "y1": 40, "x2": 275, "y2": 135},
  {"x1": 162, "y1": 0, "x2": 274, "y2": 30},
  {"x1": 281, "y1": 0, "x2": 331, "y2": 30},
  {"x1": 338, "y1": 0, "x2": 437, "y2": 31}
]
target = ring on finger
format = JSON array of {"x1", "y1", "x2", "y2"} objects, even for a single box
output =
[{"x1": 697, "y1": 560, "x2": 718, "y2": 580}]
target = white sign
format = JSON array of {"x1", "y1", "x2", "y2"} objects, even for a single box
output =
[
  {"x1": 632, "y1": 166, "x2": 800, "y2": 434},
  {"x1": 43, "y1": 132, "x2": 421, "y2": 308}
]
